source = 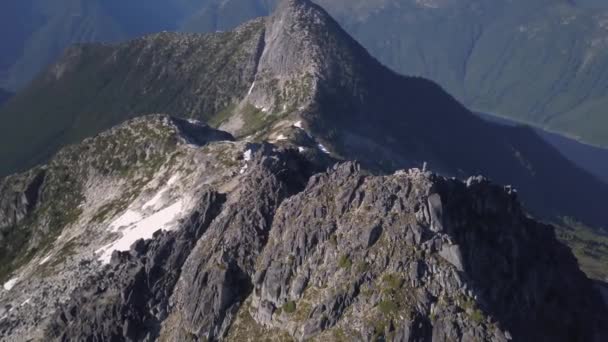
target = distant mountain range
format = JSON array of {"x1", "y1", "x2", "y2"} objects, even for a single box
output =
[
  {"x1": 3, "y1": 0, "x2": 608, "y2": 147},
  {"x1": 477, "y1": 112, "x2": 608, "y2": 185}
]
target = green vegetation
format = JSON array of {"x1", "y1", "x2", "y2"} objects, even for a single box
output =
[
  {"x1": 460, "y1": 296, "x2": 485, "y2": 324},
  {"x1": 382, "y1": 273, "x2": 403, "y2": 291},
  {"x1": 0, "y1": 20, "x2": 265, "y2": 177},
  {"x1": 224, "y1": 299, "x2": 295, "y2": 342},
  {"x1": 555, "y1": 217, "x2": 608, "y2": 281},
  {"x1": 356, "y1": 261, "x2": 369, "y2": 273},
  {"x1": 470, "y1": 309, "x2": 484, "y2": 324},
  {"x1": 282, "y1": 300, "x2": 297, "y2": 314},
  {"x1": 338, "y1": 254, "x2": 352, "y2": 269},
  {"x1": 378, "y1": 299, "x2": 398, "y2": 315},
  {"x1": 332, "y1": 327, "x2": 348, "y2": 342}
]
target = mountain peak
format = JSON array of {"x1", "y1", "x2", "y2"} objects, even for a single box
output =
[
  {"x1": 246, "y1": 0, "x2": 347, "y2": 107},
  {"x1": 237, "y1": 0, "x2": 379, "y2": 132}
]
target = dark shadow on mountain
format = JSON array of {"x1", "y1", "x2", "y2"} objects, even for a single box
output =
[
  {"x1": 0, "y1": 88, "x2": 12, "y2": 107},
  {"x1": 289, "y1": 1, "x2": 608, "y2": 227},
  {"x1": 476, "y1": 111, "x2": 608, "y2": 186}
]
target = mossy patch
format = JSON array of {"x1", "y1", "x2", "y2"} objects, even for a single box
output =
[
  {"x1": 338, "y1": 254, "x2": 352, "y2": 269},
  {"x1": 283, "y1": 300, "x2": 297, "y2": 314}
]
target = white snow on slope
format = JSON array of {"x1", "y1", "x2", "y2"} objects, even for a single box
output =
[
  {"x1": 318, "y1": 143, "x2": 330, "y2": 154},
  {"x1": 248, "y1": 81, "x2": 256, "y2": 95},
  {"x1": 243, "y1": 149, "x2": 252, "y2": 161},
  {"x1": 110, "y1": 210, "x2": 143, "y2": 230},
  {"x1": 143, "y1": 174, "x2": 180, "y2": 210},
  {"x1": 3, "y1": 277, "x2": 19, "y2": 291},
  {"x1": 293, "y1": 120, "x2": 303, "y2": 129},
  {"x1": 275, "y1": 134, "x2": 287, "y2": 141},
  {"x1": 39, "y1": 255, "x2": 52, "y2": 265},
  {"x1": 97, "y1": 199, "x2": 187, "y2": 264}
]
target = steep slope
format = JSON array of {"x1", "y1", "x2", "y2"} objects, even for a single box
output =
[
  {"x1": 0, "y1": 115, "x2": 605, "y2": 340},
  {"x1": 1, "y1": 0, "x2": 607, "y2": 230},
  {"x1": 313, "y1": 0, "x2": 608, "y2": 147}
]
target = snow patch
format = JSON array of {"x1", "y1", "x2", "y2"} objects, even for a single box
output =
[
  {"x1": 187, "y1": 118, "x2": 202, "y2": 125},
  {"x1": 262, "y1": 107, "x2": 269, "y2": 113},
  {"x1": 293, "y1": 120, "x2": 303, "y2": 129},
  {"x1": 275, "y1": 134, "x2": 288, "y2": 141},
  {"x1": 318, "y1": 143, "x2": 330, "y2": 154},
  {"x1": 3, "y1": 277, "x2": 19, "y2": 291},
  {"x1": 240, "y1": 164, "x2": 249, "y2": 174},
  {"x1": 39, "y1": 255, "x2": 52, "y2": 265},
  {"x1": 20, "y1": 298, "x2": 31, "y2": 307},
  {"x1": 298, "y1": 146, "x2": 306, "y2": 153},
  {"x1": 143, "y1": 174, "x2": 180, "y2": 210},
  {"x1": 247, "y1": 81, "x2": 256, "y2": 95},
  {"x1": 110, "y1": 210, "x2": 143, "y2": 230},
  {"x1": 97, "y1": 200, "x2": 188, "y2": 264},
  {"x1": 243, "y1": 149, "x2": 253, "y2": 161}
]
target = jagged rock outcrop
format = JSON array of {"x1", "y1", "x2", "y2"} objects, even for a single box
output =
[
  {"x1": 0, "y1": 115, "x2": 245, "y2": 340},
  {"x1": 159, "y1": 145, "x2": 315, "y2": 341},
  {"x1": 44, "y1": 189, "x2": 225, "y2": 341},
  {"x1": 245, "y1": 163, "x2": 606, "y2": 341},
  {"x1": 0, "y1": 113, "x2": 605, "y2": 341}
]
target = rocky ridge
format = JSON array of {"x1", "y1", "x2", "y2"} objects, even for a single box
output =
[
  {"x1": 0, "y1": 0, "x2": 606, "y2": 341},
  {"x1": 0, "y1": 114, "x2": 604, "y2": 341}
]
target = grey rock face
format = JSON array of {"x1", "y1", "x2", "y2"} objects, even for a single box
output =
[
  {"x1": 0, "y1": 112, "x2": 605, "y2": 341},
  {"x1": 0, "y1": 168, "x2": 45, "y2": 230},
  {"x1": 44, "y1": 189, "x2": 225, "y2": 341},
  {"x1": 246, "y1": 163, "x2": 607, "y2": 341},
  {"x1": 159, "y1": 146, "x2": 316, "y2": 341}
]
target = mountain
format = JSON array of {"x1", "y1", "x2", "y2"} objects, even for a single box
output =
[
  {"x1": 1, "y1": 0, "x2": 608, "y2": 229},
  {"x1": 0, "y1": 114, "x2": 605, "y2": 341},
  {"x1": 0, "y1": 17, "x2": 267, "y2": 176},
  {"x1": 477, "y1": 111, "x2": 608, "y2": 185},
  {"x1": 311, "y1": 0, "x2": 608, "y2": 147},
  {"x1": 0, "y1": 0, "x2": 264, "y2": 91},
  {"x1": 4, "y1": 0, "x2": 608, "y2": 148},
  {"x1": 0, "y1": 1, "x2": 607, "y2": 340}
]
